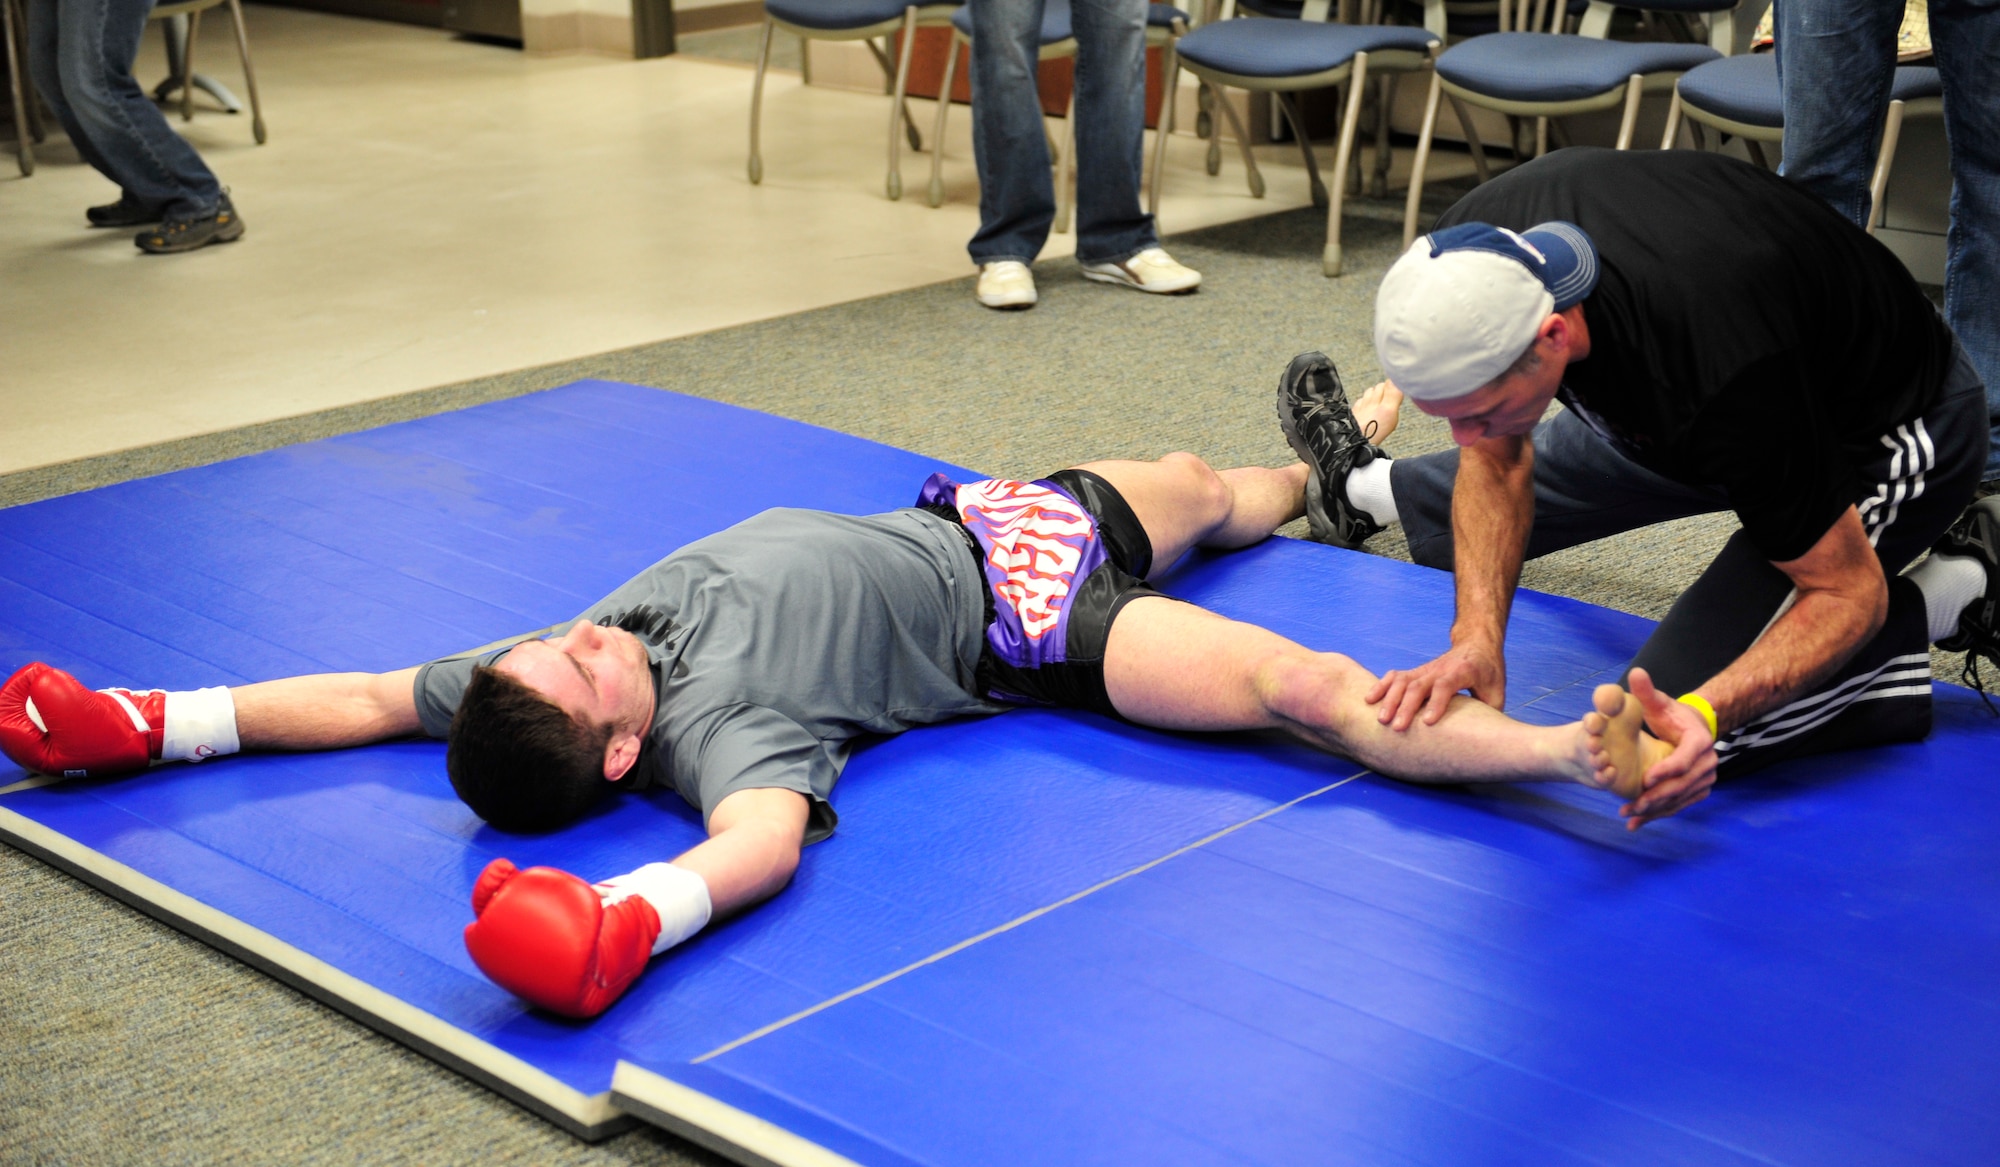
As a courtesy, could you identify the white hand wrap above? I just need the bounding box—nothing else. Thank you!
[595,862,712,955]
[161,687,240,763]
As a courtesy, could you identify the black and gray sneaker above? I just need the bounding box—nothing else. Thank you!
[87,193,165,228]
[1277,350,1386,549]
[136,196,244,254]
[1933,494,2000,711]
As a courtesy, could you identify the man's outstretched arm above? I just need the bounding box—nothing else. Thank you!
[233,667,423,750]
[463,786,808,1018]
[1,662,425,778]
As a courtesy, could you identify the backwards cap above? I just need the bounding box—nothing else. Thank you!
[1372,221,1599,402]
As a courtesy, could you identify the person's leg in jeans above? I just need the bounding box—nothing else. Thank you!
[24,0,122,184]
[968,0,1056,268]
[1388,408,1732,571]
[1928,0,2000,484]
[1772,0,1900,225]
[1067,0,1156,265]
[46,0,228,229]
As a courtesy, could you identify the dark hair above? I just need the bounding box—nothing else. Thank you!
[1500,338,1543,383]
[447,665,615,832]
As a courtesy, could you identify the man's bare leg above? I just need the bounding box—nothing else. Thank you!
[1105,597,1659,794]
[1075,383,1404,576]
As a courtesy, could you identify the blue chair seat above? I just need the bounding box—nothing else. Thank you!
[1677,58,1939,133]
[1675,52,1780,126]
[1892,65,1941,101]
[1438,33,1717,102]
[952,0,1072,41]
[1176,19,1437,78]
[767,0,937,31]
[1148,2,1190,27]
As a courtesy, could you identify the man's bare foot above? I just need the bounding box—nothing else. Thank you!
[1355,381,1405,445]
[1578,683,1673,800]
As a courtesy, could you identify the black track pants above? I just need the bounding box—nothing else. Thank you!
[1389,346,1987,774]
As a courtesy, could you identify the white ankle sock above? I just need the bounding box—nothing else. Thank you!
[1344,458,1399,527]
[1909,552,1987,642]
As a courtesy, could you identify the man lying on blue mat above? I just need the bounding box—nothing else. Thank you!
[3,441,1681,1018]
[1279,148,2000,833]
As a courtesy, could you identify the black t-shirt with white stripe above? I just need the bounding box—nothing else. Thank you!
[1436,148,1955,563]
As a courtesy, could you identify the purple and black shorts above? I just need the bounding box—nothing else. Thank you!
[917,468,1163,717]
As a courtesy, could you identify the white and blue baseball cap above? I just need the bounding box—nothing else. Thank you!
[1372,221,1600,402]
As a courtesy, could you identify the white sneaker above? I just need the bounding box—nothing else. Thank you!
[1079,247,1202,294]
[976,260,1038,309]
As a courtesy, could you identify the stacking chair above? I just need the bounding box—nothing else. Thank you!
[1662,54,1943,234]
[3,0,43,174]
[149,0,267,144]
[1402,0,1728,246]
[1163,0,1443,274]
[750,0,962,199]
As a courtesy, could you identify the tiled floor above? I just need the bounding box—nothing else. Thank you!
[0,7,1363,475]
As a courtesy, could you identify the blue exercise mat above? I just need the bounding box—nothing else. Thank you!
[2,382,1994,1162]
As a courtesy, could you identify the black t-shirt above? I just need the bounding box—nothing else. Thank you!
[1435,148,1954,562]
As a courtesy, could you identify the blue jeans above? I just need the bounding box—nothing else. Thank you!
[1775,0,2000,481]
[27,0,224,218]
[967,0,1159,266]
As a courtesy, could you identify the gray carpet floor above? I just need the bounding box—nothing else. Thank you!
[1,192,1990,1164]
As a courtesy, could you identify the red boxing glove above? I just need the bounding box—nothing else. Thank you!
[463,858,662,1018]
[0,662,163,778]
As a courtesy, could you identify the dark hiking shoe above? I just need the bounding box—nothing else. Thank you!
[88,193,165,228]
[1277,350,1386,549]
[1934,495,2000,711]
[136,197,244,254]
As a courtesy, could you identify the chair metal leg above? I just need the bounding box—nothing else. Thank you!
[181,10,199,122]
[928,31,962,207]
[748,17,773,183]
[3,0,31,174]
[1147,39,1181,218]
[865,35,924,150]
[1324,52,1368,276]
[1204,83,1222,175]
[1866,98,1906,235]
[1613,73,1643,149]
[885,6,917,200]
[1404,65,1443,246]
[1278,92,1327,209]
[1210,82,1263,197]
[1369,73,1394,199]
[1195,80,1212,140]
[1534,115,1547,158]
[1745,137,1771,169]
[1444,91,1489,182]
[224,0,264,143]
[1659,89,1682,150]
[1053,86,1077,233]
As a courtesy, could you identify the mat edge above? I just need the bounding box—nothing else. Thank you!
[611,1061,864,1167]
[0,804,634,1142]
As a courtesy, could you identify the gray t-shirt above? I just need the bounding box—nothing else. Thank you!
[413,507,1000,843]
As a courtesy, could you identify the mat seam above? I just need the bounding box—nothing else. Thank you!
[691,768,1370,1064]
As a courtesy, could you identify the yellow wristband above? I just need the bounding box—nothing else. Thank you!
[1677,693,1718,739]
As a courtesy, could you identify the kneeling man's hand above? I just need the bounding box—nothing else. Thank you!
[1366,641,1506,731]
[1620,668,1719,831]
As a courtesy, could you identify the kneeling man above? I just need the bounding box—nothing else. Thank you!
[3,446,1674,1017]
[1279,148,2000,832]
